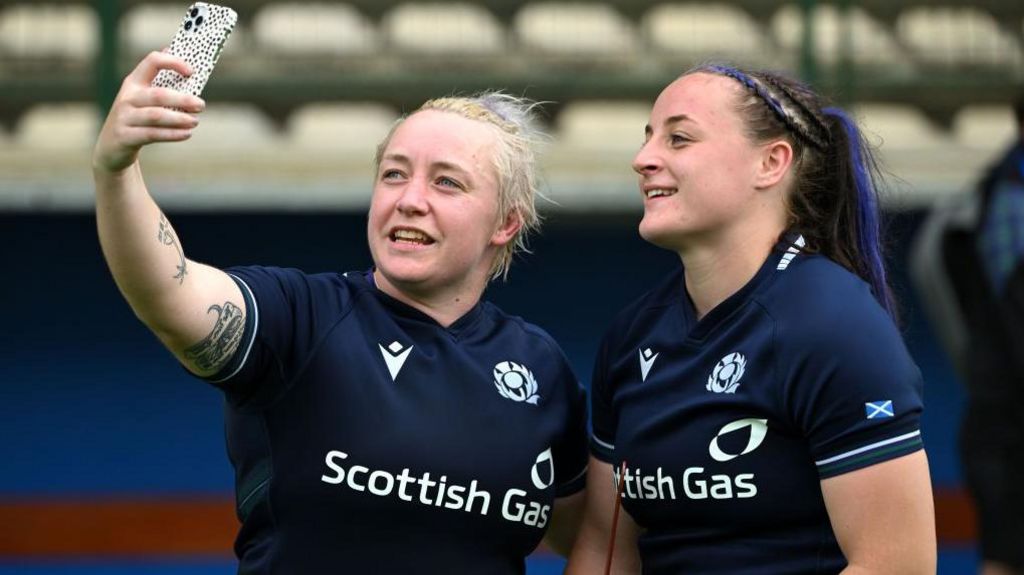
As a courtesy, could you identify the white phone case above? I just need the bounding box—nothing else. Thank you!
[152,2,237,97]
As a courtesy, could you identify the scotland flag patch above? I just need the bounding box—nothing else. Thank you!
[865,400,894,419]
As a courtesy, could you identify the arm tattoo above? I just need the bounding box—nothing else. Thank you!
[184,301,245,373]
[157,213,188,284]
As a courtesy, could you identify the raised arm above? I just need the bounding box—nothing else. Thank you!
[94,51,245,377]
[566,457,641,575]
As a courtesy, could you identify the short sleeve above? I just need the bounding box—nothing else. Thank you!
[589,335,617,464]
[781,303,924,479]
[199,266,348,406]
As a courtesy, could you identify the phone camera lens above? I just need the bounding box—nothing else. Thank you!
[184,19,193,31]
[190,8,199,17]
[195,15,204,27]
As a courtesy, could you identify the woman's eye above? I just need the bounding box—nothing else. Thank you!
[436,176,462,189]
[670,134,691,145]
[381,169,402,180]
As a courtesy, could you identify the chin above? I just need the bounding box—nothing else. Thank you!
[376,257,434,286]
[639,217,693,253]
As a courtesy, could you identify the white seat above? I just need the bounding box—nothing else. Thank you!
[852,104,993,200]
[556,101,651,152]
[383,3,503,55]
[898,7,1023,67]
[853,104,947,151]
[253,3,376,56]
[138,103,277,161]
[772,4,906,67]
[14,103,98,151]
[122,4,248,62]
[953,106,1017,153]
[0,5,96,59]
[644,3,771,63]
[515,3,637,57]
[287,103,398,159]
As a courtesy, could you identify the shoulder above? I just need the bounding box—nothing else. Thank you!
[600,266,683,349]
[225,265,366,312]
[759,255,893,342]
[479,303,581,393]
[483,302,568,359]
[758,254,918,382]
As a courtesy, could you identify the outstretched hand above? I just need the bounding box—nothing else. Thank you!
[93,51,206,174]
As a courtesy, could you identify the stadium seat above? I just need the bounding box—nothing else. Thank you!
[142,104,277,159]
[556,101,650,151]
[515,3,638,58]
[853,104,991,200]
[642,3,772,64]
[772,3,907,67]
[853,104,948,152]
[383,3,504,56]
[286,102,398,159]
[253,3,377,56]
[0,4,96,59]
[14,103,98,151]
[898,7,1024,67]
[953,105,1017,153]
[121,4,249,60]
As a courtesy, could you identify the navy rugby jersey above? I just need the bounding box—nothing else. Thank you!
[591,236,924,574]
[198,267,587,574]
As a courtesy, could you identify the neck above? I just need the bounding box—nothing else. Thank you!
[679,226,782,320]
[372,269,486,327]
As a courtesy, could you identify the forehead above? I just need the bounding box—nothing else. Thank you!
[650,72,742,129]
[386,109,498,163]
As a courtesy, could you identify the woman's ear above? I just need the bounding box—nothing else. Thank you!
[490,209,523,247]
[755,140,794,190]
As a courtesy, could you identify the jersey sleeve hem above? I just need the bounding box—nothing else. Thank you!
[203,273,259,385]
[589,434,615,464]
[555,464,588,497]
[815,429,924,479]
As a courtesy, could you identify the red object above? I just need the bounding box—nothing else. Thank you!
[604,461,628,575]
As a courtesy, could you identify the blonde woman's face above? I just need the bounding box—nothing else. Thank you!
[367,110,516,297]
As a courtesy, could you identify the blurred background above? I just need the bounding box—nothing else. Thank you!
[1,0,1022,573]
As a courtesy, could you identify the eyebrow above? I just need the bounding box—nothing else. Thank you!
[381,153,475,183]
[644,114,695,136]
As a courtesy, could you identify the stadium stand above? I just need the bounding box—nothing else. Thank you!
[0,0,1021,208]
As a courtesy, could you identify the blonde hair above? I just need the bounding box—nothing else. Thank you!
[375,92,547,280]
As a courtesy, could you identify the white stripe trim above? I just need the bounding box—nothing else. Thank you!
[559,465,589,489]
[814,430,922,467]
[209,274,259,384]
[591,434,615,451]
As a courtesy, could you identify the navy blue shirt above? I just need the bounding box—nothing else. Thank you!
[591,236,924,574]
[200,267,587,574]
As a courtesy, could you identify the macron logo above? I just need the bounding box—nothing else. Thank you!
[639,348,659,382]
[379,340,413,381]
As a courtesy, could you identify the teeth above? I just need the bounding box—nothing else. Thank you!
[646,189,676,198]
[393,229,430,243]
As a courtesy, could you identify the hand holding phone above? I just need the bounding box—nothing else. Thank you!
[152,2,237,97]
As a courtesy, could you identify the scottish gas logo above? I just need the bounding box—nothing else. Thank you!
[614,418,767,501]
[320,448,553,528]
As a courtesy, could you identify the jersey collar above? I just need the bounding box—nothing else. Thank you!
[680,233,803,343]
[360,269,485,337]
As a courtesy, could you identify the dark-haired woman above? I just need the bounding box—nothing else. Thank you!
[567,66,936,574]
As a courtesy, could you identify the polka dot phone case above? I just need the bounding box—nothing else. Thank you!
[152,3,237,97]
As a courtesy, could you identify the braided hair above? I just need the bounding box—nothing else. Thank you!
[689,64,895,318]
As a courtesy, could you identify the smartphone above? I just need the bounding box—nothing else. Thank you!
[152,2,237,97]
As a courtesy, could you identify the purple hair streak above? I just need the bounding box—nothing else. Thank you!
[823,106,893,317]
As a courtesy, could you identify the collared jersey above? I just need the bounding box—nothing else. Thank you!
[200,267,587,574]
[591,236,924,574]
